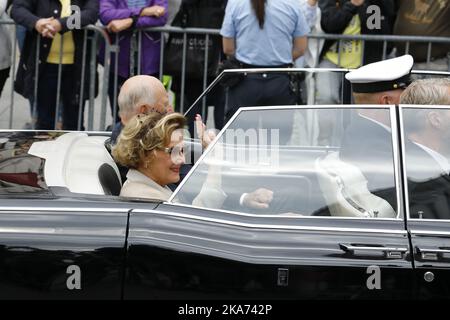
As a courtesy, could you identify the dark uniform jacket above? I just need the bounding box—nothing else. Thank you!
[405,141,450,220]
[319,0,396,64]
[11,0,99,101]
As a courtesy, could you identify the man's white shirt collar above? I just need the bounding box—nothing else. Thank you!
[413,142,450,175]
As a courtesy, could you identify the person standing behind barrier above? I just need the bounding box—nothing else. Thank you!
[99,0,168,123]
[295,0,321,69]
[220,0,309,144]
[315,0,395,145]
[0,0,11,97]
[165,0,227,132]
[9,0,36,129]
[11,0,99,130]
[393,0,450,72]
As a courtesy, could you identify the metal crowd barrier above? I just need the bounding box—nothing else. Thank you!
[138,26,450,116]
[1,20,450,131]
[307,33,450,68]
[0,19,116,131]
[185,68,450,141]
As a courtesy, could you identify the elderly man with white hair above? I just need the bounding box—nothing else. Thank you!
[111,75,173,144]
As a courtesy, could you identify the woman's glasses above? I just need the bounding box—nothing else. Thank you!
[159,145,184,157]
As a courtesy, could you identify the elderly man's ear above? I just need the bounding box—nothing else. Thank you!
[427,111,442,129]
[138,104,149,114]
[379,90,403,105]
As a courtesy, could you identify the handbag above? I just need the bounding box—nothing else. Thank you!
[163,0,225,80]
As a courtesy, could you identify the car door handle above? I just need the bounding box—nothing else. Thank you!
[340,243,408,258]
[416,247,450,260]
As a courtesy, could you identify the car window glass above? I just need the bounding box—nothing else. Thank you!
[402,107,450,220]
[172,107,399,219]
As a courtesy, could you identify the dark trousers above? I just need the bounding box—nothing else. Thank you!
[225,73,297,145]
[108,72,127,124]
[0,68,10,97]
[37,64,81,130]
[172,76,226,142]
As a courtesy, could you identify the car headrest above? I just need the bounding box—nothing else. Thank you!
[28,132,122,195]
[315,151,396,218]
[98,163,122,196]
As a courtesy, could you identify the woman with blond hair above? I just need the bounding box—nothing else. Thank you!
[113,112,226,207]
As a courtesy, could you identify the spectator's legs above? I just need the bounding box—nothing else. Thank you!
[0,67,10,96]
[16,25,27,53]
[225,74,295,145]
[15,24,35,129]
[315,59,343,146]
[261,74,296,145]
[36,64,59,130]
[35,64,78,130]
[225,74,263,122]
[61,65,81,130]
[108,72,126,124]
[315,59,342,104]
[172,77,222,136]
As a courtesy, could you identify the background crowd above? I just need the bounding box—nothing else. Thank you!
[0,0,449,131]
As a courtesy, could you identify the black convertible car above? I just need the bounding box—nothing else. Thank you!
[1,101,450,300]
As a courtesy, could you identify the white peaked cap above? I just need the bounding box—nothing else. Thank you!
[345,55,414,93]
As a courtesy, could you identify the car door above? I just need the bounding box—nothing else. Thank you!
[400,105,450,299]
[123,106,414,299]
[0,131,131,299]
[0,196,132,299]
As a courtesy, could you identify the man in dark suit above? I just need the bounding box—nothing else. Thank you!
[339,54,414,210]
[11,0,99,130]
[400,78,450,219]
[403,138,450,220]
[342,68,450,219]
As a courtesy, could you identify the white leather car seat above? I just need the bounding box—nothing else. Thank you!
[315,151,396,218]
[28,132,122,195]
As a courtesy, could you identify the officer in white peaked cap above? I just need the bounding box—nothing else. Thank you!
[345,55,414,105]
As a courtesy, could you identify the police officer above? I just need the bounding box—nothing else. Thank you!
[220,0,309,144]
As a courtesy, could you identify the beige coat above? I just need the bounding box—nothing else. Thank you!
[120,169,173,201]
[120,169,227,209]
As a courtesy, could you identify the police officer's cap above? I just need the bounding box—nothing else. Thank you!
[345,55,414,93]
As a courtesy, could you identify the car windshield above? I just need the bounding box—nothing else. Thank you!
[171,105,400,219]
